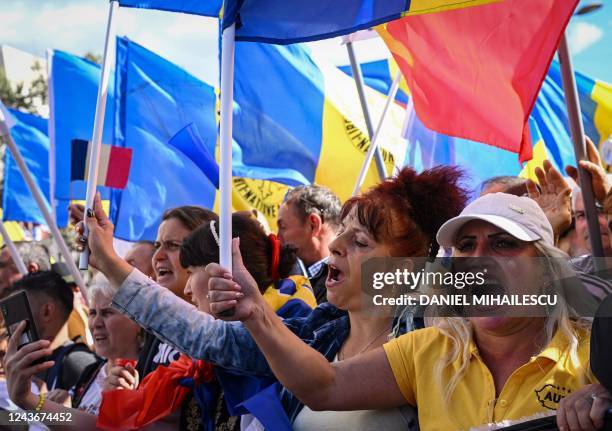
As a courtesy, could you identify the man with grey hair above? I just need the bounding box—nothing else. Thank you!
[278,185,341,304]
[479,175,529,196]
[0,241,51,298]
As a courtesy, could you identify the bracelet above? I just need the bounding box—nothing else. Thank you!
[34,393,46,412]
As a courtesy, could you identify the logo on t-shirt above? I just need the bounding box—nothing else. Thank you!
[535,384,571,410]
[152,342,181,366]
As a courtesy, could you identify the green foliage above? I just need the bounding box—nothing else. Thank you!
[83,52,102,65]
[0,59,47,114]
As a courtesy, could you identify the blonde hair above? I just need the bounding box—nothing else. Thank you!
[431,240,592,403]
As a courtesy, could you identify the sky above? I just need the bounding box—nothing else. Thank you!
[0,0,611,86]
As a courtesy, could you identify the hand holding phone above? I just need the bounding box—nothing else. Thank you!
[3,321,54,409]
[0,291,40,349]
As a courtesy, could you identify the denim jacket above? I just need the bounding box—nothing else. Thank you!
[112,269,400,424]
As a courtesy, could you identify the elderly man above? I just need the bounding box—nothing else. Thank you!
[277,185,341,304]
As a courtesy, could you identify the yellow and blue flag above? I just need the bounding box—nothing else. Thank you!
[2,109,50,224]
[232,42,407,201]
[544,61,612,173]
[222,0,497,44]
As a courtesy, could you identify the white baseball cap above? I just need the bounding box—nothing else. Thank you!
[436,192,554,247]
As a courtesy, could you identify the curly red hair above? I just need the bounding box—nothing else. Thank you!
[342,166,468,258]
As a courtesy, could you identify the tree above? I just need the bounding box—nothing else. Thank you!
[0,69,30,111]
[0,60,47,114]
[84,52,102,65]
[29,60,47,106]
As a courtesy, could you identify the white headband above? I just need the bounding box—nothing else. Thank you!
[210,220,220,246]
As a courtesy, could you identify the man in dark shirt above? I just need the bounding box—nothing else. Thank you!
[277,185,341,304]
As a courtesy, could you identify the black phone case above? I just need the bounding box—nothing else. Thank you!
[0,291,40,349]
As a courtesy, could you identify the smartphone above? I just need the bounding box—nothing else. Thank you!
[0,290,40,349]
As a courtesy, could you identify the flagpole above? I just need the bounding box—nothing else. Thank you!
[46,48,57,224]
[219,23,235,272]
[0,122,88,302]
[346,41,387,181]
[0,222,27,275]
[557,33,605,260]
[352,72,401,196]
[79,0,118,270]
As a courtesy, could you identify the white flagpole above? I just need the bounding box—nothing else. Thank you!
[219,23,235,272]
[0,222,27,275]
[46,48,57,224]
[352,72,401,196]
[346,41,387,181]
[79,0,119,270]
[0,120,88,302]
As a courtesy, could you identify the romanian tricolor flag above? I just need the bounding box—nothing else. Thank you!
[378,0,579,164]
[71,139,133,189]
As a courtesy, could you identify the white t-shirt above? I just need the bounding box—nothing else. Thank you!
[293,356,418,431]
[76,365,107,415]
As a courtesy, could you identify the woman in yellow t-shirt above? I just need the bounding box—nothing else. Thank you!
[207,190,611,431]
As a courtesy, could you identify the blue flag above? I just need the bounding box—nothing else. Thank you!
[223,0,410,43]
[117,0,221,17]
[168,123,220,188]
[222,0,497,44]
[3,110,50,223]
[111,37,218,241]
[50,50,113,226]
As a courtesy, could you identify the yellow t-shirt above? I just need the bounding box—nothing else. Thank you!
[383,325,592,431]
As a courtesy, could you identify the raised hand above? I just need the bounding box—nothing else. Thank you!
[75,192,120,273]
[206,238,266,322]
[5,322,55,409]
[565,136,611,204]
[526,159,572,240]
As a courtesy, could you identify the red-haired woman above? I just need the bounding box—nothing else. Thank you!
[53,166,466,429]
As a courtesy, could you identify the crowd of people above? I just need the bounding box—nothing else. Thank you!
[0,138,610,430]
